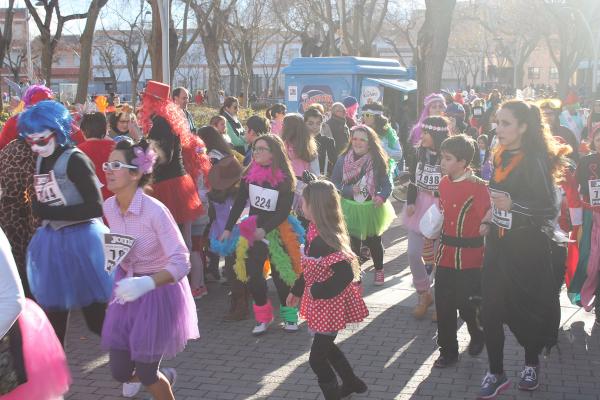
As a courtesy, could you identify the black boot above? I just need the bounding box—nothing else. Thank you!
[318,379,341,400]
[328,349,367,397]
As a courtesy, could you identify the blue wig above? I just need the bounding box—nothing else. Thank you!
[17,100,73,146]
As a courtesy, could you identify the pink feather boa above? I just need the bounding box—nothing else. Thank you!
[244,162,286,187]
[239,215,258,246]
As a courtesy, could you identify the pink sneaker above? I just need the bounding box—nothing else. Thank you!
[374,270,384,286]
[192,286,208,299]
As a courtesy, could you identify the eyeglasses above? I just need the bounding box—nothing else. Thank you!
[253,146,271,154]
[102,161,138,171]
[25,133,55,146]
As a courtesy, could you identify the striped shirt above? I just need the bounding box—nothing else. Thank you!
[103,188,190,281]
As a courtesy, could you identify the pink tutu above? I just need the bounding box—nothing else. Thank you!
[402,190,438,233]
[1,299,71,400]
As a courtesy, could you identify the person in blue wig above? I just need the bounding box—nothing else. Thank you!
[19,100,112,345]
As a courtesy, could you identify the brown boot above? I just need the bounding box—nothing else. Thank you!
[223,280,249,321]
[413,291,433,319]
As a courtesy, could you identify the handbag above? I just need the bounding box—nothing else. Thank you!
[419,203,443,239]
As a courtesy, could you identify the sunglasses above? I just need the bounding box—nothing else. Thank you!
[362,112,377,118]
[102,161,138,172]
[253,146,271,154]
[25,133,56,147]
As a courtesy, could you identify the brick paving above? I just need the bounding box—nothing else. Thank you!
[64,207,600,400]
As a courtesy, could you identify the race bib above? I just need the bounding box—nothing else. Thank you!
[416,163,441,191]
[33,171,66,206]
[249,184,279,212]
[353,175,369,203]
[490,189,513,229]
[103,233,135,274]
[588,179,600,206]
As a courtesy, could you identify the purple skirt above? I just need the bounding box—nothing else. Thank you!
[101,268,200,363]
[402,190,438,233]
[209,197,234,240]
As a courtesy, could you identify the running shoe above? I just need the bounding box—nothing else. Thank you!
[518,365,539,391]
[477,372,510,399]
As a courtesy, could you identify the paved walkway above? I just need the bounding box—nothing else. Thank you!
[65,206,600,400]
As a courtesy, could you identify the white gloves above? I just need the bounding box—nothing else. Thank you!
[115,276,156,303]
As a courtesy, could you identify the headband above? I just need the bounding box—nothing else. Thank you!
[363,109,384,115]
[421,123,448,132]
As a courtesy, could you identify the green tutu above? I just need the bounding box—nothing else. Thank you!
[342,198,395,240]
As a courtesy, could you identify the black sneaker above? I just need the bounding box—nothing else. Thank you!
[468,335,485,356]
[477,372,510,399]
[433,354,458,368]
[518,365,539,391]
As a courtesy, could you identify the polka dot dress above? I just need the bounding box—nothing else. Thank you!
[299,225,369,333]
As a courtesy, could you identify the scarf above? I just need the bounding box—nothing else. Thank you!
[342,152,376,198]
[244,162,285,187]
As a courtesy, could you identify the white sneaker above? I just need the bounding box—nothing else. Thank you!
[252,322,269,336]
[122,382,142,398]
[160,367,177,387]
[283,321,299,332]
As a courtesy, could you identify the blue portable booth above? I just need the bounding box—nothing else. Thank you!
[282,57,417,114]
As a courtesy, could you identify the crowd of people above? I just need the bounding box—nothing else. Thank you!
[0,79,598,400]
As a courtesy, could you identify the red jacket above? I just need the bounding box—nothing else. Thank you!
[436,174,490,270]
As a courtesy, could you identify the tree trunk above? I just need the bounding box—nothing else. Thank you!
[75,0,108,104]
[203,37,222,107]
[131,76,139,108]
[149,0,163,81]
[41,38,54,87]
[416,0,456,110]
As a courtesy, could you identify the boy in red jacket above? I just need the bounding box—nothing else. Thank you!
[434,134,490,368]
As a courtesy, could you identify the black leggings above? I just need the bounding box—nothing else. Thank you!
[45,302,106,345]
[245,241,291,306]
[351,235,384,270]
[309,333,357,384]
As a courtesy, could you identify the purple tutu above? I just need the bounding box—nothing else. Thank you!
[402,190,438,233]
[101,268,199,363]
[209,197,234,240]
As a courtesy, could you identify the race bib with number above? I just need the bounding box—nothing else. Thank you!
[353,175,370,203]
[103,233,135,273]
[490,189,513,229]
[588,179,600,206]
[33,171,66,206]
[416,163,441,191]
[249,184,279,212]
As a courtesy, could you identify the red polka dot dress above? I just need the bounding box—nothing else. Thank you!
[299,224,369,333]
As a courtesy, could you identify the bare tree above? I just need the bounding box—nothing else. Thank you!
[336,0,390,56]
[261,30,296,97]
[169,0,203,83]
[542,0,600,97]
[191,0,238,107]
[94,39,122,94]
[381,3,421,68]
[102,0,150,107]
[75,0,110,103]
[0,0,16,108]
[24,0,89,86]
[416,0,456,107]
[225,0,275,106]
[5,48,27,84]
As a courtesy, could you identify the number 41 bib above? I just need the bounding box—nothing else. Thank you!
[249,184,279,212]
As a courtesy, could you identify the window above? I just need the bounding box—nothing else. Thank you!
[528,67,541,79]
[549,67,559,80]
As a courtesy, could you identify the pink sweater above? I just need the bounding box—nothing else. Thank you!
[103,188,190,281]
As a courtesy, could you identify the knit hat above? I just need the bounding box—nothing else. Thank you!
[342,96,358,108]
[22,85,53,108]
[445,102,465,119]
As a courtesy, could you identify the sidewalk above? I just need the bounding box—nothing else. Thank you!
[65,212,600,400]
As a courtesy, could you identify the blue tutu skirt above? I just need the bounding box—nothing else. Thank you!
[26,220,113,310]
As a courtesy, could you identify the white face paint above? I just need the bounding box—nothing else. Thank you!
[27,129,57,158]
